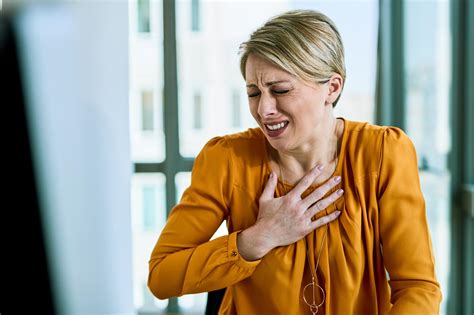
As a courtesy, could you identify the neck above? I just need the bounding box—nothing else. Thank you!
[273,116,341,175]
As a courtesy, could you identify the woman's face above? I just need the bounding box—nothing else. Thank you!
[245,54,334,153]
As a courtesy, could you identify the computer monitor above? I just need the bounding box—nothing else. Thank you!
[0,12,56,314]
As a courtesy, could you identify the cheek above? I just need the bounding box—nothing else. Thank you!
[248,101,259,119]
[292,105,321,127]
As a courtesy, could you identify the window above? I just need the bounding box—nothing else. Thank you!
[129,0,165,163]
[292,1,378,123]
[141,283,167,311]
[130,0,166,312]
[141,91,154,131]
[177,0,378,158]
[403,1,451,313]
[193,92,202,129]
[177,2,292,157]
[191,0,200,32]
[142,185,157,231]
[137,0,151,33]
[131,173,167,313]
[131,0,379,313]
[231,90,241,128]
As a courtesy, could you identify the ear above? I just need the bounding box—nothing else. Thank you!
[325,73,344,105]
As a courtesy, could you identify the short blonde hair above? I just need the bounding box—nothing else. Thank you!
[239,10,346,107]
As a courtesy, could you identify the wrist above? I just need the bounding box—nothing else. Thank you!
[237,225,274,261]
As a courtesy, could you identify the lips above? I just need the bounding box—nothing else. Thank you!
[264,121,289,138]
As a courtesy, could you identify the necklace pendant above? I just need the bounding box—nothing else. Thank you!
[303,282,325,314]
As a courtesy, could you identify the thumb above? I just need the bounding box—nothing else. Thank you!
[261,172,278,201]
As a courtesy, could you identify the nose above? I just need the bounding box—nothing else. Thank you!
[257,92,277,118]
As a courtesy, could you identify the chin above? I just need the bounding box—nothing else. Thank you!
[266,137,291,152]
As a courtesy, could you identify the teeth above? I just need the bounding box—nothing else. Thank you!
[266,122,286,130]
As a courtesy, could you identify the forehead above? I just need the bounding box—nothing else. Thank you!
[245,54,294,84]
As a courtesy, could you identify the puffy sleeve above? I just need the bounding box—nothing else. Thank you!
[377,127,442,314]
[148,136,261,300]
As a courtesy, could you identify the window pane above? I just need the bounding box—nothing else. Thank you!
[130,0,165,162]
[131,173,167,312]
[142,185,157,230]
[191,0,200,32]
[177,0,378,157]
[292,1,378,124]
[193,92,202,129]
[130,1,166,311]
[137,0,151,33]
[404,1,451,313]
[232,90,241,128]
[176,1,285,157]
[141,90,155,131]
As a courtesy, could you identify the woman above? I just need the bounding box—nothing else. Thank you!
[148,10,441,314]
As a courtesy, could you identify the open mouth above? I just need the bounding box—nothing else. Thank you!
[264,121,289,137]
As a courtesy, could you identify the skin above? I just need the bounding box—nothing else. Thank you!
[236,54,345,261]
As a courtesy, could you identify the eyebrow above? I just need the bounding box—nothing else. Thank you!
[246,80,291,88]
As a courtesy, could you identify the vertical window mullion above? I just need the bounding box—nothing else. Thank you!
[450,1,474,314]
[163,0,180,214]
[376,0,405,128]
[163,0,182,313]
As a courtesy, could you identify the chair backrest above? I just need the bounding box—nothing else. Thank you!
[205,288,227,315]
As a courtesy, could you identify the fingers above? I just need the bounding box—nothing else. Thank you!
[260,172,278,201]
[302,175,342,208]
[310,209,341,230]
[291,164,325,197]
[305,188,344,219]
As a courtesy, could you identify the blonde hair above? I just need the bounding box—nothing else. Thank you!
[239,10,346,107]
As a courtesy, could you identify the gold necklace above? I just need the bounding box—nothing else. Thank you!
[278,162,331,315]
[277,121,340,315]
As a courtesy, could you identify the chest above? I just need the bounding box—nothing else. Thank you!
[267,159,338,187]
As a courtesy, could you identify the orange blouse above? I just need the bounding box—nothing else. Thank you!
[148,118,441,314]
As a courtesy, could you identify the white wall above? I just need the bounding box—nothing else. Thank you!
[15,2,134,314]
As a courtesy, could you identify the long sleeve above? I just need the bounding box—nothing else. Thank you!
[377,127,442,314]
[147,136,261,300]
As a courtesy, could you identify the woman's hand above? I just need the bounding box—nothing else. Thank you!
[237,165,344,261]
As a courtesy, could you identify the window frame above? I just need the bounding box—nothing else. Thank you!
[134,0,474,313]
[134,0,192,312]
[378,0,474,314]
[449,0,474,314]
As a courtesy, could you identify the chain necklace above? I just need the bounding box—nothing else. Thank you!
[277,120,340,315]
[278,163,332,315]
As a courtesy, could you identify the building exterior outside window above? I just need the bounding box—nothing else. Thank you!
[130,1,378,313]
[141,91,154,131]
[191,0,200,32]
[137,0,151,33]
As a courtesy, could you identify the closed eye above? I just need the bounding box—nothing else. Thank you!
[273,90,289,95]
[247,92,260,98]
[247,89,289,97]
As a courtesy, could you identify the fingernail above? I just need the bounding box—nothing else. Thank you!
[269,172,274,179]
[317,164,325,171]
[334,176,341,183]
[335,211,341,216]
[336,189,344,195]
